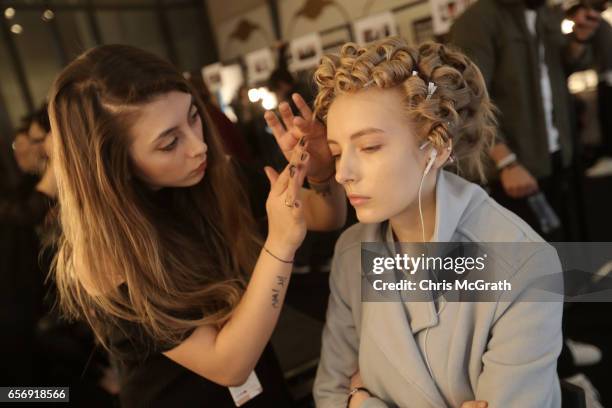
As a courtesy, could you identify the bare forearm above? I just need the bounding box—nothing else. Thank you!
[302,181,346,231]
[212,237,294,382]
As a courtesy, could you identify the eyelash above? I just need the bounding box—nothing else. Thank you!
[362,145,381,153]
[331,145,381,161]
[160,137,178,151]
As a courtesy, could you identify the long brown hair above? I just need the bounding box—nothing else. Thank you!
[49,44,261,350]
[314,37,497,182]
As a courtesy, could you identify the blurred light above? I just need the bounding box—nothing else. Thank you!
[223,106,238,123]
[42,9,54,22]
[261,92,278,110]
[603,6,612,25]
[561,19,574,34]
[568,69,598,94]
[4,7,15,20]
[247,88,261,102]
[10,24,22,34]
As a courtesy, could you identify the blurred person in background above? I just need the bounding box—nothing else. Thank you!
[0,106,56,387]
[450,0,603,242]
[2,106,114,405]
[5,108,57,212]
[581,0,612,177]
[451,1,610,402]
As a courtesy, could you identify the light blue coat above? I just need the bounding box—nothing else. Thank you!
[314,170,563,407]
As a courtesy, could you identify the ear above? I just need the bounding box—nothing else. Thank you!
[432,139,453,170]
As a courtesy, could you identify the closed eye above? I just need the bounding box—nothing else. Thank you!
[361,145,381,153]
[160,137,178,151]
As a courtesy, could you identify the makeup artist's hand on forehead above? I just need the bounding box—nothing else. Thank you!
[264,93,334,182]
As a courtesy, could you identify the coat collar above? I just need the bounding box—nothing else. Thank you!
[360,171,487,406]
[378,170,486,333]
[431,170,487,242]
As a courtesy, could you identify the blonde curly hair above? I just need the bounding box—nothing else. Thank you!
[313,37,497,182]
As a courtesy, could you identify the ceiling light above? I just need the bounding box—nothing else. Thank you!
[4,7,15,20]
[10,24,23,34]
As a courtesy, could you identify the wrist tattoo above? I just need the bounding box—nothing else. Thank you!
[272,288,280,308]
[271,275,287,308]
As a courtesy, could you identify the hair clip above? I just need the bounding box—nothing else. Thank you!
[364,79,376,87]
[425,81,437,101]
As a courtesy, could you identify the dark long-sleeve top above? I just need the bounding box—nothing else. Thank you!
[0,184,55,227]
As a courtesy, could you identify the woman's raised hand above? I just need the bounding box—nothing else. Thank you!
[264,93,334,182]
[263,144,310,260]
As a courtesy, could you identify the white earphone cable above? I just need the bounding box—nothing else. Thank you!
[418,168,427,243]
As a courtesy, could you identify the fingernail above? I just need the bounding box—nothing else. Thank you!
[478,402,487,408]
[300,152,308,161]
[289,165,296,177]
[299,137,306,146]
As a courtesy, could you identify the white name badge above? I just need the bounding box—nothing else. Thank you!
[228,371,263,407]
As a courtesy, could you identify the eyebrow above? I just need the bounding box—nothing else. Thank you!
[327,127,386,145]
[153,97,196,143]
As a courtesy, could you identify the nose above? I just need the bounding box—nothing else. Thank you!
[335,150,357,186]
[186,129,207,159]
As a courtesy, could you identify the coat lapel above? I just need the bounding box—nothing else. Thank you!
[363,300,446,406]
[360,172,488,406]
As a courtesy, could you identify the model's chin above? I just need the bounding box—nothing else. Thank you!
[354,206,388,224]
[160,170,205,189]
[185,169,205,185]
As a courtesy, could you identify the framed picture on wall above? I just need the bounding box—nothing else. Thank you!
[202,62,223,93]
[289,32,324,72]
[244,47,276,85]
[412,17,434,44]
[352,11,398,45]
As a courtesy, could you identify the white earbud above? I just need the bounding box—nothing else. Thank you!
[417,147,438,243]
[424,148,438,177]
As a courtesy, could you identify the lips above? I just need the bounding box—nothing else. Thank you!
[192,160,207,174]
[347,194,370,206]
